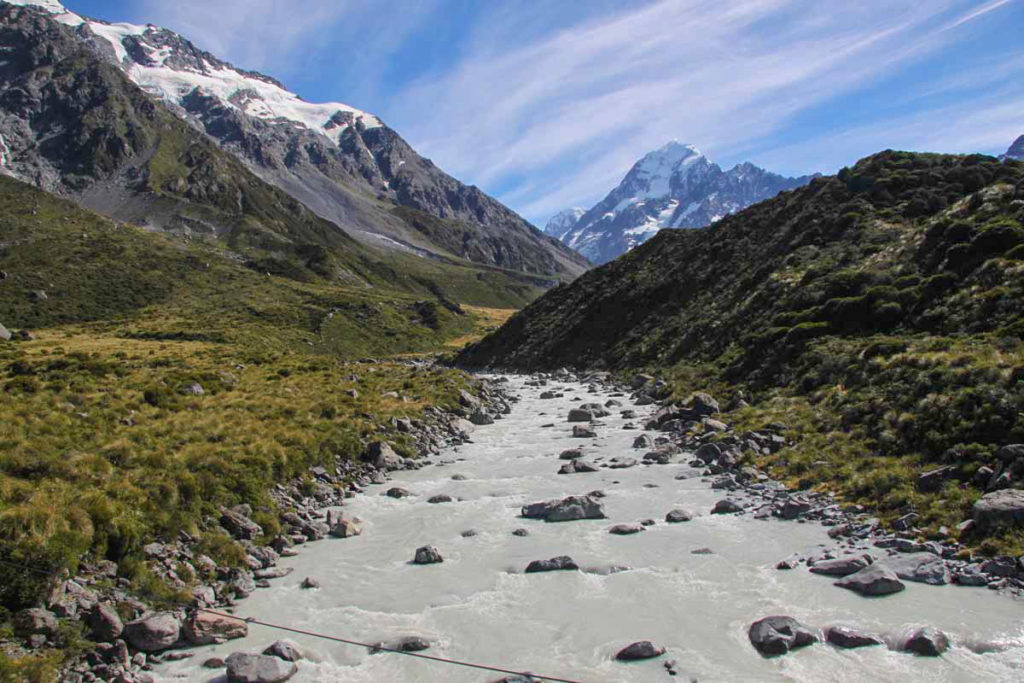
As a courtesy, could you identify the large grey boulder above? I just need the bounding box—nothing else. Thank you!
[220,507,263,540]
[691,392,720,416]
[809,556,870,577]
[469,410,494,426]
[711,499,742,515]
[834,564,905,596]
[124,612,181,652]
[525,556,578,573]
[364,441,405,471]
[882,553,950,586]
[87,603,124,642]
[225,652,298,682]
[825,625,883,649]
[263,640,306,662]
[558,460,598,474]
[413,546,443,564]
[608,523,644,535]
[13,608,58,638]
[972,489,1024,529]
[665,509,693,523]
[184,610,248,645]
[572,425,597,438]
[748,616,817,657]
[900,627,950,656]
[0,323,10,341]
[521,495,606,522]
[615,640,665,661]
[327,511,362,538]
[567,408,594,422]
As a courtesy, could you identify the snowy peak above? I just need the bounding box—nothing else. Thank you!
[544,207,586,241]
[555,140,817,264]
[1003,135,1024,161]
[3,0,381,145]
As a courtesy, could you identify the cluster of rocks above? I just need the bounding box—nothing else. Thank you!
[748,615,950,659]
[20,375,515,682]
[626,379,1024,597]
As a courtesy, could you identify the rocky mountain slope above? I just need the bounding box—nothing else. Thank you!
[1002,135,1024,161]
[461,151,1024,546]
[543,207,586,241]
[0,0,588,280]
[552,141,816,264]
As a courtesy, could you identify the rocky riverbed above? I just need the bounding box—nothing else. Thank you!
[147,372,1024,682]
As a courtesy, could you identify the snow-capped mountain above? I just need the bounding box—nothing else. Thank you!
[544,208,586,241]
[1001,135,1024,161]
[0,0,588,279]
[555,141,816,264]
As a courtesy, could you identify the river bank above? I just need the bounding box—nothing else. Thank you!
[155,373,1024,682]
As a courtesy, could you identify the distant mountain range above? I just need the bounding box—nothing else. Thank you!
[0,0,588,280]
[545,141,817,264]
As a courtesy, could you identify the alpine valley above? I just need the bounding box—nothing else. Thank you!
[2,1,1024,682]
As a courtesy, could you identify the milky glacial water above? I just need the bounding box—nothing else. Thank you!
[159,376,1024,682]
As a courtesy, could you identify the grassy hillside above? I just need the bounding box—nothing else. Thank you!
[0,176,513,651]
[459,151,1024,550]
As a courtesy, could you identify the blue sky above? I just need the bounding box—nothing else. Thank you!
[61,0,1024,227]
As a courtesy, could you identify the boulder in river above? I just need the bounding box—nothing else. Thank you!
[225,652,298,682]
[608,457,637,469]
[711,499,742,515]
[413,546,443,564]
[327,512,362,538]
[665,509,693,523]
[521,495,606,522]
[559,448,584,460]
[834,564,905,596]
[632,434,653,449]
[615,640,665,661]
[184,611,248,645]
[428,494,454,504]
[525,556,578,573]
[825,625,883,649]
[608,523,645,535]
[972,489,1024,530]
[263,639,306,662]
[558,460,599,474]
[809,556,870,577]
[385,487,411,498]
[748,616,818,657]
[881,552,950,586]
[900,627,950,656]
[567,408,594,422]
[572,426,597,438]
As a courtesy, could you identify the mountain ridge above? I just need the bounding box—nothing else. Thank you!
[0,0,589,279]
[551,140,816,264]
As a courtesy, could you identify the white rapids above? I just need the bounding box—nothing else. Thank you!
[158,375,1024,682]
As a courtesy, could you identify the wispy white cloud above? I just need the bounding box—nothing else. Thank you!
[382,0,1019,223]
[121,0,1021,226]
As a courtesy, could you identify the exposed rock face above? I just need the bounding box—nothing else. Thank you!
[748,616,818,657]
[0,3,587,280]
[882,553,950,586]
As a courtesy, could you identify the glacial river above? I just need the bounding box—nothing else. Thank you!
[160,376,1024,682]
